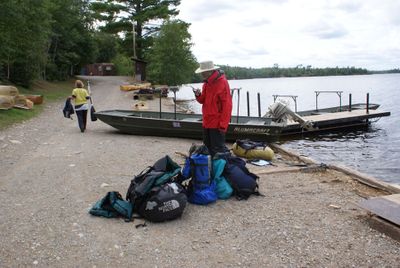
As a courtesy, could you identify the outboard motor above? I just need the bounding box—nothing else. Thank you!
[267,101,316,131]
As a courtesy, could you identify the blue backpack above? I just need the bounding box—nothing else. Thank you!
[212,158,233,199]
[182,153,217,205]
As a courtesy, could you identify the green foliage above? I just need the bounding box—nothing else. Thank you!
[0,0,95,85]
[220,65,370,80]
[146,20,197,85]
[90,0,181,58]
[0,0,52,86]
[45,0,96,81]
[112,54,134,76]
[93,32,119,62]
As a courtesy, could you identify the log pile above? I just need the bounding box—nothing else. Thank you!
[0,85,42,110]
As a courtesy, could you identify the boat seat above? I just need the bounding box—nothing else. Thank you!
[182,118,201,122]
[245,120,265,125]
[310,112,328,115]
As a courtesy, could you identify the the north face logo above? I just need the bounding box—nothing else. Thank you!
[158,200,180,212]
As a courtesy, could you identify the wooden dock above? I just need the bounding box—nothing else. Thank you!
[282,109,391,136]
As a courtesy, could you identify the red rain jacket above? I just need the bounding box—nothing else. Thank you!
[196,71,232,132]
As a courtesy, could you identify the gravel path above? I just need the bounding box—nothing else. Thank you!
[0,76,399,267]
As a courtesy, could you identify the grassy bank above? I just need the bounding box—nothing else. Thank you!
[0,79,75,130]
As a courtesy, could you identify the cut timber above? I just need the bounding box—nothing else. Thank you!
[255,164,328,176]
[360,194,400,242]
[367,215,400,243]
[26,95,43,104]
[359,194,400,226]
[329,164,400,194]
[269,144,316,164]
[0,85,19,96]
[0,95,15,110]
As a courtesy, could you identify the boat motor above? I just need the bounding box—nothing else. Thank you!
[267,101,316,131]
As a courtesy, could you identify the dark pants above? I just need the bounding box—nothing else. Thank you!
[203,128,228,157]
[75,109,88,132]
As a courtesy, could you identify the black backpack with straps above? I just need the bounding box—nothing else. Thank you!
[222,154,262,200]
[126,155,187,222]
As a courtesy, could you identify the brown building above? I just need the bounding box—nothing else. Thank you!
[132,58,147,81]
[84,63,115,76]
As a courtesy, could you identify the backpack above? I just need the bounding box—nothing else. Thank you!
[62,98,74,118]
[222,155,261,200]
[89,191,133,220]
[212,158,233,199]
[136,182,187,222]
[182,153,218,205]
[126,155,186,222]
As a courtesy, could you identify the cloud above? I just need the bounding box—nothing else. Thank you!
[182,1,237,21]
[241,18,271,28]
[304,21,348,39]
[332,1,362,13]
[178,0,400,70]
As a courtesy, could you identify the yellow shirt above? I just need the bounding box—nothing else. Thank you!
[72,88,89,105]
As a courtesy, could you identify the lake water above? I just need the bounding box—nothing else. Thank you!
[175,73,400,185]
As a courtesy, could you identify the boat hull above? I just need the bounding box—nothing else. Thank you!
[95,103,390,141]
[95,110,283,142]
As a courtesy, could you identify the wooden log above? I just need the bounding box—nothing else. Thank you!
[0,85,19,96]
[329,164,400,194]
[367,215,400,242]
[270,143,400,194]
[25,95,43,104]
[269,143,316,164]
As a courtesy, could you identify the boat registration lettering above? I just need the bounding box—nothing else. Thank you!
[233,127,270,134]
[172,122,181,128]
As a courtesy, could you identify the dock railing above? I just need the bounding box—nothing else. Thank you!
[315,90,343,111]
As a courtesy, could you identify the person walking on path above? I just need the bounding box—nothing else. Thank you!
[71,80,90,132]
[193,61,232,157]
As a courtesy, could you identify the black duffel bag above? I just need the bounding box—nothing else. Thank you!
[136,182,187,222]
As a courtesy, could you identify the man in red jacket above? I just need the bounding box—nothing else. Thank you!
[194,61,233,157]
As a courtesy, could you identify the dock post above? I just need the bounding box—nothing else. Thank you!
[349,93,352,112]
[257,93,261,117]
[236,88,241,123]
[173,90,177,119]
[366,93,370,114]
[247,91,250,116]
[159,93,162,118]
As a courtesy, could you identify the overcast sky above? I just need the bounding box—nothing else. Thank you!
[176,0,400,70]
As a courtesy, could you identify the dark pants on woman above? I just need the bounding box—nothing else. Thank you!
[75,109,88,132]
[203,128,229,157]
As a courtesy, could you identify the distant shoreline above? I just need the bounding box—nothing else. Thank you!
[193,65,400,82]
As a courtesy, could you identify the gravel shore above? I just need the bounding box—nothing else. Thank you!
[0,76,399,267]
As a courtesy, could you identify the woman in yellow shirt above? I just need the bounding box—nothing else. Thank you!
[71,80,90,132]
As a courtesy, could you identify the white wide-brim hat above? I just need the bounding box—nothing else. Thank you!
[195,61,220,74]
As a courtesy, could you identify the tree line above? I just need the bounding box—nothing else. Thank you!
[0,0,195,87]
[0,0,397,88]
[218,65,369,81]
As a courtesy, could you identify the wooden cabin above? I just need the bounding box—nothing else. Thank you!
[84,63,115,76]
